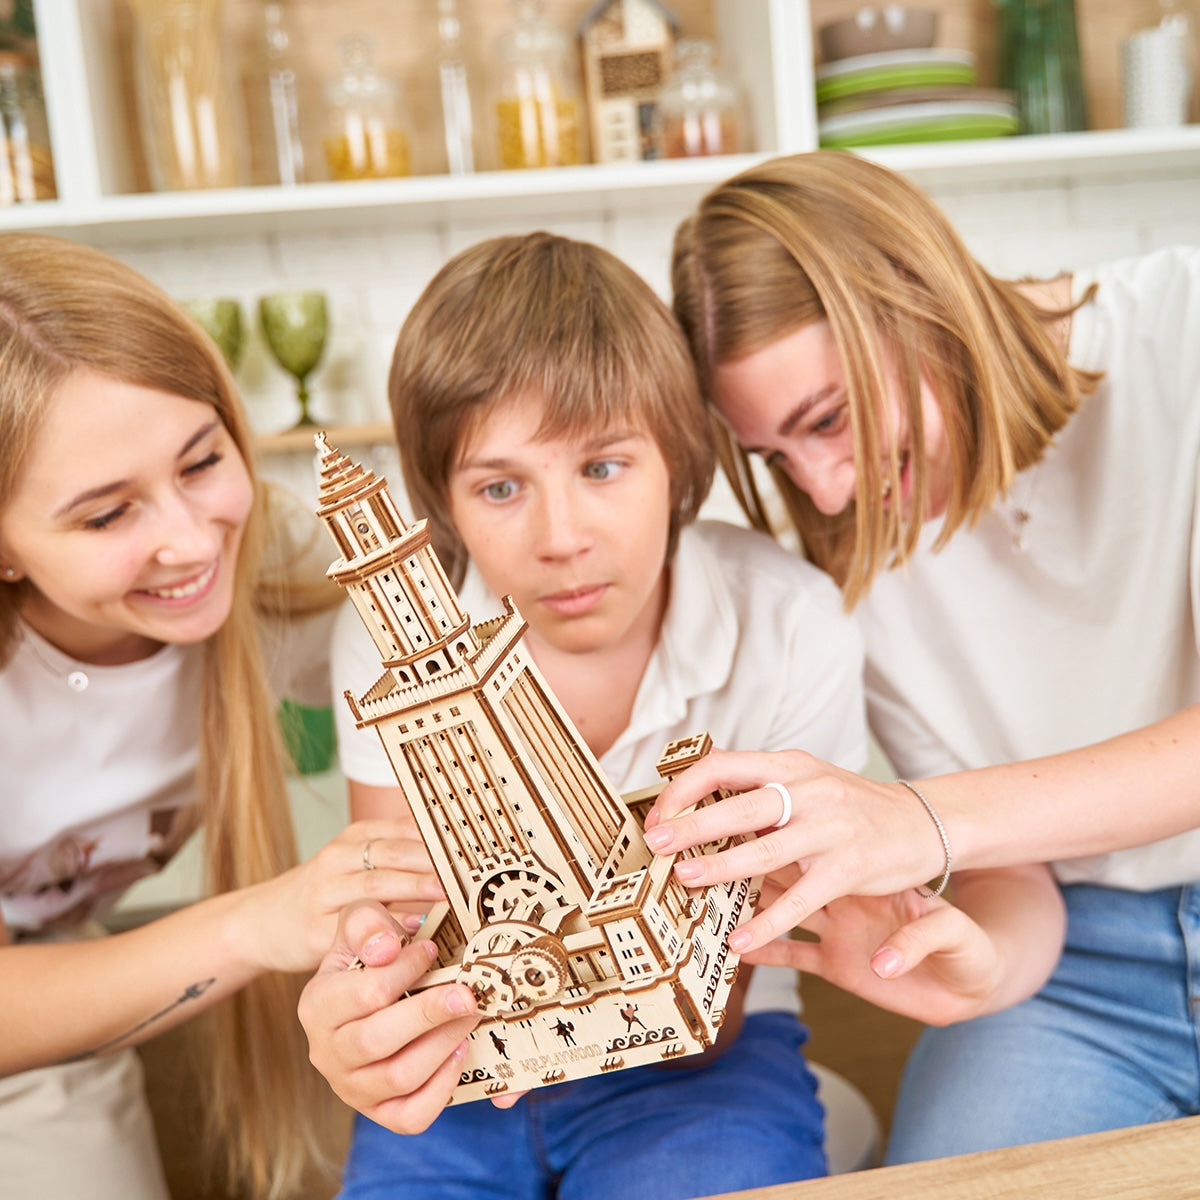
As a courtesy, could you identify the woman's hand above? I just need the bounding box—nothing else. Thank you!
[745,886,1004,1026]
[243,818,446,973]
[643,748,949,954]
[298,901,482,1134]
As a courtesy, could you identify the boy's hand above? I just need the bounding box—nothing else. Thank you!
[298,901,481,1134]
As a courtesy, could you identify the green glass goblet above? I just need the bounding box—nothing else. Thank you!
[259,290,329,427]
[183,297,245,373]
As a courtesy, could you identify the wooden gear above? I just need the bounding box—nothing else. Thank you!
[314,435,761,1102]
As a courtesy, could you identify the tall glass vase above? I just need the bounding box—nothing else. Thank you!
[129,0,244,191]
[995,0,1089,134]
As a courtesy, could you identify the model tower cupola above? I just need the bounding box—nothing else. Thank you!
[314,432,477,685]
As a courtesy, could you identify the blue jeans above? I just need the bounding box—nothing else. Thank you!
[338,1012,827,1200]
[886,882,1200,1163]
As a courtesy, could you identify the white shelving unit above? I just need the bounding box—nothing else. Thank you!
[19,0,1200,246]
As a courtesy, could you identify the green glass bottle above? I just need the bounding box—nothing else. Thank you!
[995,0,1089,134]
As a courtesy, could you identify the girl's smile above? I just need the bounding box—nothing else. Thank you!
[0,369,253,664]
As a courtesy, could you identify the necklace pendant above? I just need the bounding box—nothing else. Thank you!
[67,669,90,692]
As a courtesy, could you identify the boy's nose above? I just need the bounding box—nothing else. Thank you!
[535,490,591,559]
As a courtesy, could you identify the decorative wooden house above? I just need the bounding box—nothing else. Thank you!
[314,436,760,1103]
[579,0,679,163]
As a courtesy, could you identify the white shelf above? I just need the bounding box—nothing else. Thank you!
[17,0,1200,246]
[0,153,771,240]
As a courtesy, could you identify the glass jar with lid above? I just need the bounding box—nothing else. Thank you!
[493,0,584,169]
[657,38,744,159]
[129,0,244,191]
[322,35,411,180]
[0,48,56,204]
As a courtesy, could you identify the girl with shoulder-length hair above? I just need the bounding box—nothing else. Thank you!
[0,233,443,1200]
[651,150,1200,1163]
[671,149,1098,606]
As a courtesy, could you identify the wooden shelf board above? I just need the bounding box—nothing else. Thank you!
[254,420,393,456]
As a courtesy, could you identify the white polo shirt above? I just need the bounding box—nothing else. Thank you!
[334,517,868,1015]
[859,247,1200,891]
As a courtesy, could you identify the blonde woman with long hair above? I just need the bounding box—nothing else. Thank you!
[0,233,444,1200]
[647,150,1200,1161]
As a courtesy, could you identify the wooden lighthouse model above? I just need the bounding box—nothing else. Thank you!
[314,435,760,1102]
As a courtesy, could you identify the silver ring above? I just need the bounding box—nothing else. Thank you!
[765,781,793,828]
[362,839,377,871]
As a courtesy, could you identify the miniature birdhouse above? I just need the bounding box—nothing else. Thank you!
[579,0,679,163]
[314,436,761,1103]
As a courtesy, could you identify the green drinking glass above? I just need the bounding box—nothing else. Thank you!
[259,290,329,427]
[183,297,245,372]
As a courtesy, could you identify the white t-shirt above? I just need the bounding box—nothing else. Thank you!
[0,487,337,935]
[859,247,1200,891]
[334,518,868,1015]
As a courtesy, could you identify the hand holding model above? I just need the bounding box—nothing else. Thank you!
[298,901,481,1135]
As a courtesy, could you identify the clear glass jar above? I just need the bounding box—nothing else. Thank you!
[493,0,584,169]
[658,39,744,159]
[129,0,244,191]
[0,49,56,205]
[322,35,411,181]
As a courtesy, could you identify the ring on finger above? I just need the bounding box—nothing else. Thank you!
[765,781,793,828]
[362,839,378,871]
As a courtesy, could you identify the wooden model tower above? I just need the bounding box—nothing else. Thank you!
[314,436,760,1102]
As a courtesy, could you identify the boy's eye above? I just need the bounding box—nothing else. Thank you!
[482,480,516,501]
[583,459,622,481]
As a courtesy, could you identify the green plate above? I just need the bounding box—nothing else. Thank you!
[818,103,1019,148]
[815,48,977,105]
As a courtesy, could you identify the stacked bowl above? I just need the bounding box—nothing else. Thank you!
[815,6,1018,148]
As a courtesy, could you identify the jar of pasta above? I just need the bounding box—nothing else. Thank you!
[494,0,584,169]
[323,35,410,181]
[0,49,56,204]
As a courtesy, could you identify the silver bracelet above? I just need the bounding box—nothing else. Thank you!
[895,779,953,899]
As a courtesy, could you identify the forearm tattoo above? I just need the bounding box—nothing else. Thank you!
[62,977,217,1063]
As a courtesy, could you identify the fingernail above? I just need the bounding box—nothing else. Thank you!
[417,939,439,962]
[872,948,902,979]
[399,913,424,935]
[645,826,673,851]
[643,809,660,831]
[673,858,702,882]
[446,989,474,1016]
[728,929,751,952]
[361,932,398,961]
[452,1040,469,1060]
